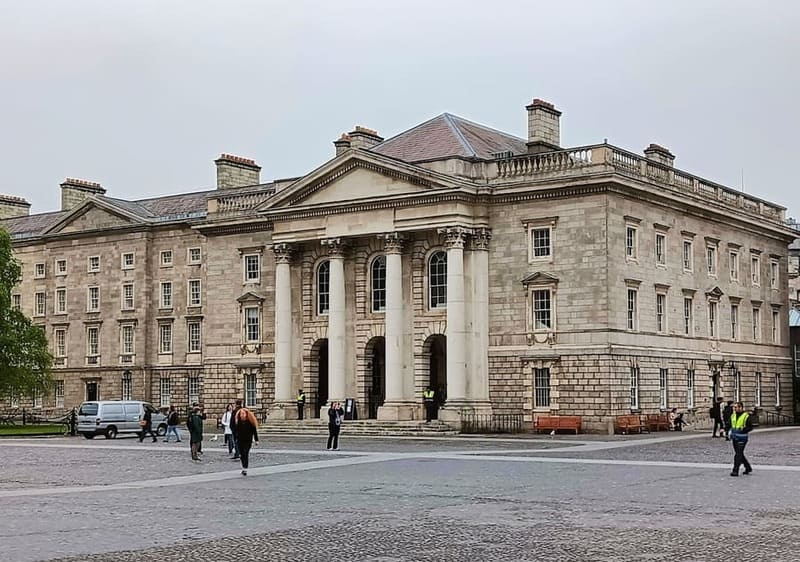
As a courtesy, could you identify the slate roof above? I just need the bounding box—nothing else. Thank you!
[371,113,527,162]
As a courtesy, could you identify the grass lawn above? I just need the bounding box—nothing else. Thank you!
[0,424,67,436]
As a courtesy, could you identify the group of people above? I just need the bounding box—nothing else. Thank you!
[710,397,754,476]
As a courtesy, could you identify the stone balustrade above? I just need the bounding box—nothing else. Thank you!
[208,188,274,215]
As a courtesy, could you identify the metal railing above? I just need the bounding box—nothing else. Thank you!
[751,410,796,427]
[460,413,524,434]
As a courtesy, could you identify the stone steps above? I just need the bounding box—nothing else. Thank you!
[261,420,459,437]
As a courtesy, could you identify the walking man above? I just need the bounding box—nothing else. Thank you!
[164,405,182,443]
[710,397,724,438]
[423,387,436,423]
[230,403,259,476]
[138,407,158,443]
[722,400,734,441]
[187,406,204,462]
[729,401,753,477]
[296,389,306,420]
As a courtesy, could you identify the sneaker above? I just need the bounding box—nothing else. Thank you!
[241,470,247,476]
[232,455,240,460]
[730,471,739,477]
[333,448,339,451]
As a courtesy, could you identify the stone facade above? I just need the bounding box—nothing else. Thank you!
[1,100,796,432]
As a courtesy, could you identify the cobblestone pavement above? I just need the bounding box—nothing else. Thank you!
[1,428,798,561]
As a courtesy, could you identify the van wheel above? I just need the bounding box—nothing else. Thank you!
[104,426,118,439]
[82,433,95,440]
[156,424,167,437]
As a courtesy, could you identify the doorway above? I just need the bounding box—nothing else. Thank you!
[312,339,329,418]
[426,334,447,416]
[366,337,385,419]
[85,381,99,402]
[712,370,721,401]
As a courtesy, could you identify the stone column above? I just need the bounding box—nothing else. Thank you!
[470,228,492,413]
[323,238,347,403]
[378,233,414,420]
[439,227,469,416]
[269,243,295,420]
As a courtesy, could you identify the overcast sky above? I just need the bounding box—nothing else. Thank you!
[1,0,798,219]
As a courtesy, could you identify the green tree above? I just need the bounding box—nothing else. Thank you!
[0,226,52,400]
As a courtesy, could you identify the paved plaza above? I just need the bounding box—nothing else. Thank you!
[0,428,799,561]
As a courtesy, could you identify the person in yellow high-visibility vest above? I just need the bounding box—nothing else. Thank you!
[729,401,753,477]
[296,389,306,420]
[423,387,437,423]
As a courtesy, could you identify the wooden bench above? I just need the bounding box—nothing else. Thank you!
[534,415,582,435]
[615,414,649,434]
[646,413,671,432]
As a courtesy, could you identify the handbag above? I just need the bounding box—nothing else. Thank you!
[138,419,147,427]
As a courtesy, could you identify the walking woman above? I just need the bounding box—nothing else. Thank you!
[230,405,259,476]
[327,401,345,451]
[221,403,236,457]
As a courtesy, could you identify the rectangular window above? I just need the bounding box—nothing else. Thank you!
[683,240,693,271]
[755,372,762,407]
[160,282,172,308]
[87,286,100,312]
[627,289,638,330]
[734,370,741,402]
[34,292,46,316]
[245,307,260,342]
[245,374,257,407]
[160,250,173,267]
[244,254,260,282]
[55,259,67,276]
[188,376,200,405]
[656,293,666,333]
[625,227,637,259]
[12,294,21,311]
[33,391,42,409]
[532,227,551,259]
[188,247,202,264]
[775,373,781,406]
[708,301,718,338]
[729,251,739,282]
[686,369,695,408]
[88,256,100,272]
[371,256,386,313]
[770,260,779,289]
[34,262,46,278]
[56,288,67,314]
[684,297,693,336]
[160,377,171,408]
[655,233,666,266]
[772,309,779,343]
[159,324,173,354]
[54,329,66,358]
[86,326,99,363]
[534,368,551,408]
[629,367,640,409]
[122,252,135,269]
[122,283,134,310]
[121,325,135,356]
[659,368,668,409]
[532,289,551,330]
[188,279,201,306]
[752,307,761,342]
[706,246,717,276]
[188,321,202,353]
[121,371,132,401]
[54,381,64,408]
[730,304,739,340]
[751,256,760,285]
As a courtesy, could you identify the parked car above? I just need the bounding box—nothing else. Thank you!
[77,401,167,439]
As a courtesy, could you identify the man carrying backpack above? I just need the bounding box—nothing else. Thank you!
[164,405,181,443]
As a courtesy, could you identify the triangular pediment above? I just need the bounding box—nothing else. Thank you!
[706,286,724,298]
[521,271,560,285]
[44,198,146,235]
[259,150,463,212]
[236,291,265,304]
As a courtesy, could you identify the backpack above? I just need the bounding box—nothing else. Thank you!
[168,411,179,425]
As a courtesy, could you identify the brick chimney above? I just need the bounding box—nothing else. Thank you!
[0,194,31,219]
[215,154,261,189]
[333,133,352,157]
[526,98,562,154]
[60,178,106,211]
[643,144,675,167]
[347,126,383,150]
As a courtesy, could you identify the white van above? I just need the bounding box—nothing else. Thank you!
[77,401,167,439]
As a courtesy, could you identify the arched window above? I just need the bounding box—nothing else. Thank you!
[428,251,447,309]
[317,260,330,315]
[371,255,386,312]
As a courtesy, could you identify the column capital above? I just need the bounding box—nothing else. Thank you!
[382,232,405,254]
[321,237,348,258]
[470,228,492,251]
[438,227,469,249]
[272,242,294,264]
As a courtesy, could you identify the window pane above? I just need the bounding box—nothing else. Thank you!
[245,307,260,342]
[534,368,550,408]
[532,228,550,258]
[429,251,447,309]
[533,290,551,330]
[317,261,330,314]
[371,256,386,312]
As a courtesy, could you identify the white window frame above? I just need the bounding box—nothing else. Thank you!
[54,380,64,408]
[244,373,257,408]
[188,321,202,353]
[533,367,551,409]
[159,377,171,408]
[752,307,761,342]
[188,247,202,265]
[530,226,553,261]
[655,232,666,266]
[708,300,718,338]
[755,372,762,407]
[159,323,173,354]
[532,289,553,331]
[55,259,67,276]
[729,250,739,282]
[243,254,261,283]
[34,292,46,317]
[370,255,386,313]
[317,260,331,315]
[86,326,100,364]
[121,283,135,310]
[734,369,741,402]
[730,303,739,341]
[88,256,100,273]
[659,368,668,409]
[188,375,200,405]
[120,324,135,357]
[775,373,781,407]
[160,281,173,309]
[625,225,638,260]
[772,309,780,344]
[244,306,260,343]
[655,292,667,333]
[686,369,695,409]
[121,371,132,401]
[751,255,761,286]
[34,262,46,279]
[55,288,67,314]
[682,240,693,272]
[683,296,694,336]
[629,366,640,409]
[54,328,67,358]
[87,286,100,312]
[428,251,448,310]
[12,294,21,311]
[770,259,779,290]
[188,279,202,307]
[706,245,717,276]
[626,288,638,331]
[160,250,173,267]
[121,252,135,270]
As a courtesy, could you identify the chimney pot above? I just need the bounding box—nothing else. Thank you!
[333,133,352,157]
[347,126,384,150]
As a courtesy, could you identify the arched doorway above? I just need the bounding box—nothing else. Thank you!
[425,335,447,415]
[311,339,329,418]
[366,337,385,419]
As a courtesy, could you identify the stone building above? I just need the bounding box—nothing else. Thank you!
[1,99,796,432]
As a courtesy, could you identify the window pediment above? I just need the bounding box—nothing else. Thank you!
[237,291,265,304]
[521,271,559,286]
[705,286,724,299]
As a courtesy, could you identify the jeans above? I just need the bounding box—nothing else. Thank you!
[165,425,181,442]
[732,439,752,474]
[190,441,201,460]
[224,433,236,455]
[327,425,341,450]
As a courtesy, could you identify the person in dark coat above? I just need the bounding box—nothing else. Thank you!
[138,407,158,443]
[230,405,259,476]
[722,401,734,441]
[710,397,724,438]
[729,402,753,476]
[187,406,204,461]
[327,402,345,451]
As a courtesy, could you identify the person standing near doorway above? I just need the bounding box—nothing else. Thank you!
[722,400,734,441]
[729,402,753,477]
[164,405,181,443]
[327,401,345,451]
[138,407,157,443]
[710,397,724,438]
[230,404,259,476]
[187,406,204,462]
[296,389,306,420]
[423,387,436,423]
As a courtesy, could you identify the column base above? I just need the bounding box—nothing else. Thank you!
[437,400,494,428]
[377,402,418,421]
[268,401,300,420]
